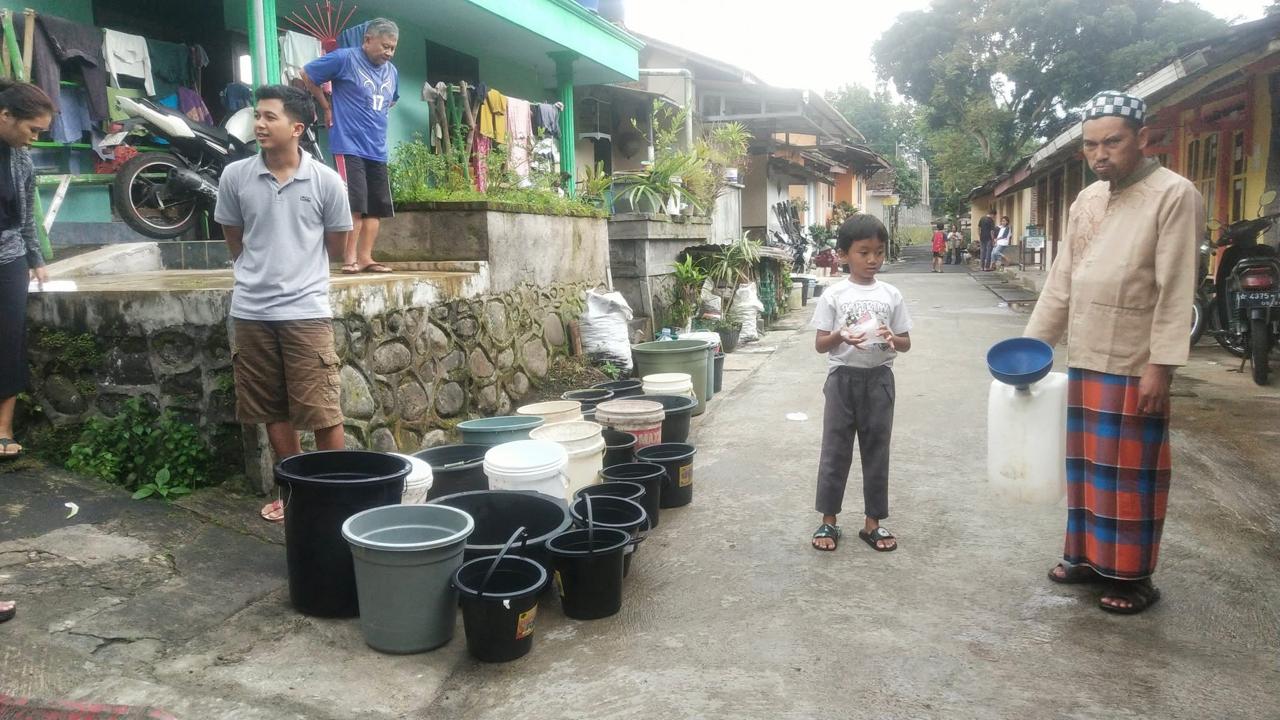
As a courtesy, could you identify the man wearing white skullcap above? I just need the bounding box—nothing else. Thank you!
[1024,90,1204,615]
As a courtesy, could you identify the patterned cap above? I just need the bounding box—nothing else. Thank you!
[1083,91,1146,123]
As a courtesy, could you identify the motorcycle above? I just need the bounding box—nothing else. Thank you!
[102,95,321,239]
[1191,190,1280,385]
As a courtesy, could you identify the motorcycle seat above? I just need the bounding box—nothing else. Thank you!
[135,97,235,147]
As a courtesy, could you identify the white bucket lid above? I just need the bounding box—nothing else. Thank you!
[516,400,582,417]
[643,372,692,385]
[484,439,569,477]
[529,420,604,444]
[391,453,434,487]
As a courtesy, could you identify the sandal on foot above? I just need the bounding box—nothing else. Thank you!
[361,263,393,274]
[0,438,22,460]
[811,523,841,551]
[858,526,897,552]
[1048,563,1102,585]
[260,499,284,523]
[339,263,360,275]
[0,600,15,623]
[1100,579,1161,615]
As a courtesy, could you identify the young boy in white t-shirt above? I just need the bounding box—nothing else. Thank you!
[809,214,913,552]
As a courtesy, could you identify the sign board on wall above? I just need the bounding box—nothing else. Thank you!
[1024,225,1046,250]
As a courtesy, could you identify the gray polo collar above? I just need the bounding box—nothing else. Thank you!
[251,147,315,182]
[1110,157,1160,192]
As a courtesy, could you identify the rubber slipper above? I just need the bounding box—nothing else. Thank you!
[361,263,394,274]
[858,526,897,552]
[811,523,841,552]
[1048,563,1102,584]
[260,499,284,523]
[0,437,23,460]
[1100,580,1161,615]
[0,600,15,623]
[339,263,360,275]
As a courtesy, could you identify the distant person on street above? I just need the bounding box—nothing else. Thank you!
[931,222,946,273]
[302,17,399,275]
[992,215,1012,268]
[947,225,964,265]
[216,85,353,522]
[1025,91,1202,614]
[0,79,54,625]
[809,214,913,552]
[978,208,996,270]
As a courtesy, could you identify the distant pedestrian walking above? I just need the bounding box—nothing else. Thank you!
[930,222,946,273]
[978,208,996,270]
[809,214,913,553]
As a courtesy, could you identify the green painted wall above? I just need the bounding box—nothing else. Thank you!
[0,0,93,23]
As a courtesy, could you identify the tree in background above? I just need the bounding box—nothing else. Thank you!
[874,0,1226,176]
[827,84,927,211]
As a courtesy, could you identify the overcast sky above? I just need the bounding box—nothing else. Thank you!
[624,0,1272,94]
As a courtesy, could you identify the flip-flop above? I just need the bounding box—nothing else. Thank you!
[811,523,841,551]
[858,526,897,552]
[260,499,284,523]
[361,263,394,274]
[0,600,15,623]
[0,438,22,460]
[339,263,360,275]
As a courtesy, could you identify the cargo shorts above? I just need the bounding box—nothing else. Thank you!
[230,318,343,431]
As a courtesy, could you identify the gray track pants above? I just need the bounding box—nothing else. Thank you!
[815,365,895,519]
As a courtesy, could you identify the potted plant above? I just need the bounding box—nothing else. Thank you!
[703,236,762,352]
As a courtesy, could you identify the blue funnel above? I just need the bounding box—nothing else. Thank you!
[986,337,1053,388]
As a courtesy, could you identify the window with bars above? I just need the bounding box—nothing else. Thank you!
[1192,134,1219,223]
[1230,131,1247,222]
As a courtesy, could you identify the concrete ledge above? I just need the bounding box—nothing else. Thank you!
[46,242,163,279]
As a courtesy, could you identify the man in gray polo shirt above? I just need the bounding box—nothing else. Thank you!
[215,84,352,522]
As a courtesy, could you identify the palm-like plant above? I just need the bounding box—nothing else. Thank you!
[704,235,762,322]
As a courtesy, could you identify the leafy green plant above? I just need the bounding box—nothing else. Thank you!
[577,161,613,209]
[132,466,192,500]
[667,298,695,329]
[66,397,211,495]
[704,235,763,319]
[598,361,623,380]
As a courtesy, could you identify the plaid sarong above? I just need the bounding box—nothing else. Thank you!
[1064,368,1171,580]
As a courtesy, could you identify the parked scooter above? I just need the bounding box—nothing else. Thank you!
[102,95,322,239]
[1191,190,1280,385]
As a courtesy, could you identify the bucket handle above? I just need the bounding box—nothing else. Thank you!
[477,526,527,598]
[585,494,595,553]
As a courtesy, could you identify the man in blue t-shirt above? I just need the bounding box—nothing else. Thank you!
[301,17,399,275]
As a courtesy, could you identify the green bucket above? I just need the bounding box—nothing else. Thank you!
[457,416,545,446]
[631,340,712,416]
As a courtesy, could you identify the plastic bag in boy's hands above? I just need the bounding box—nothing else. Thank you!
[845,313,886,347]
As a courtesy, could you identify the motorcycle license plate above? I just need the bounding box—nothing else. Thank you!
[1236,291,1280,308]
[99,130,129,148]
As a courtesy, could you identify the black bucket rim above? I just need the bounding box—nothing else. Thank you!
[600,462,668,482]
[427,489,572,552]
[274,450,410,488]
[640,394,698,414]
[592,378,643,392]
[562,388,614,401]
[546,527,631,556]
[569,495,648,531]
[601,429,637,451]
[636,443,697,464]
[453,554,548,599]
[575,480,645,503]
[412,443,490,470]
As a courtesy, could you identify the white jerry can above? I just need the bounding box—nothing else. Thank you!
[987,371,1068,504]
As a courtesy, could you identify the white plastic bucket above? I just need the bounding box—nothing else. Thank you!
[529,421,606,502]
[516,400,583,426]
[483,440,570,501]
[642,372,695,398]
[594,399,666,450]
[392,453,434,504]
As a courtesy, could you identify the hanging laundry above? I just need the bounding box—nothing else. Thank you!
[103,29,156,95]
[147,38,189,98]
[533,102,561,139]
[479,88,507,145]
[190,44,209,91]
[472,135,491,192]
[221,82,254,114]
[51,87,93,144]
[105,86,146,122]
[178,87,213,126]
[280,30,322,83]
[337,21,370,49]
[16,14,111,123]
[506,96,533,185]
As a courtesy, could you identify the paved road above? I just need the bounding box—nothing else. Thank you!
[2,267,1278,719]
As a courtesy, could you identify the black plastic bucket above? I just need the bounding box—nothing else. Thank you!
[592,378,644,399]
[275,451,408,617]
[546,527,630,620]
[601,429,637,468]
[428,490,571,574]
[713,352,725,393]
[575,480,646,507]
[635,443,697,509]
[452,529,548,663]
[569,495,648,576]
[599,462,665,529]
[562,388,614,412]
[414,444,489,500]
[641,394,697,444]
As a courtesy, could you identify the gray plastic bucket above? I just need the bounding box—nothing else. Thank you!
[342,504,475,654]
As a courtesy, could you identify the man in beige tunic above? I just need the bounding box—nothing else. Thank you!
[1024,91,1204,614]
